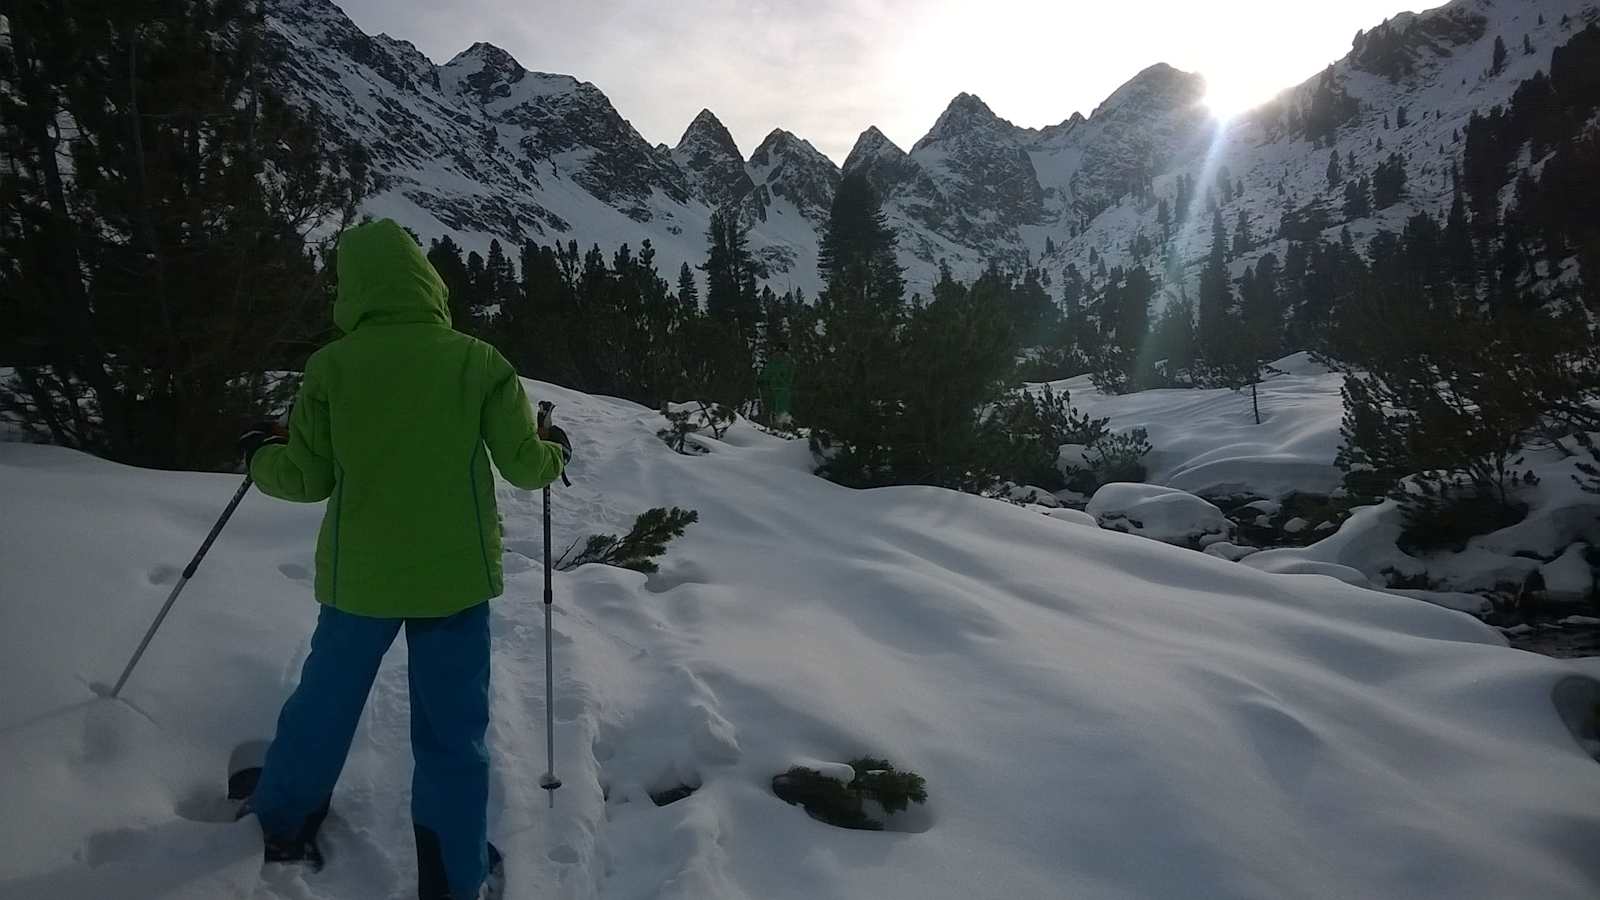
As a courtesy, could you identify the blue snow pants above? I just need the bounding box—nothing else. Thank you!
[253,602,491,899]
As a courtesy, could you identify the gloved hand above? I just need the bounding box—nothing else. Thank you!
[547,424,573,464]
[537,402,573,464]
[238,420,288,465]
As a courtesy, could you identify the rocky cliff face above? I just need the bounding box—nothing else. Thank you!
[261,0,1598,299]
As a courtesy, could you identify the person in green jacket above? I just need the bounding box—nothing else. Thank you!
[756,341,795,426]
[237,219,568,900]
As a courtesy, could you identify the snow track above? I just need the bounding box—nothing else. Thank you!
[3,380,1600,899]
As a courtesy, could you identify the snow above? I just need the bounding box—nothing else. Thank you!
[1042,507,1099,528]
[3,380,1600,899]
[1245,437,1600,597]
[1085,483,1230,547]
[1542,544,1596,602]
[1203,542,1261,562]
[1046,353,1346,499]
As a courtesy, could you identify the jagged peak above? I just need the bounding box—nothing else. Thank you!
[444,41,526,76]
[916,92,1011,148]
[674,108,742,158]
[750,128,836,169]
[843,126,906,171]
[1088,63,1205,121]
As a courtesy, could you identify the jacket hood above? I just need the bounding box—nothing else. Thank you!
[333,219,451,333]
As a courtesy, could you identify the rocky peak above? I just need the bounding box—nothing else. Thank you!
[671,109,753,210]
[843,126,907,171]
[914,92,1015,151]
[441,41,528,102]
[1088,64,1206,123]
[746,128,840,223]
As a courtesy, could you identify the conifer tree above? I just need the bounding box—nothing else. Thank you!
[1491,36,1508,76]
[1233,209,1253,257]
[0,0,367,468]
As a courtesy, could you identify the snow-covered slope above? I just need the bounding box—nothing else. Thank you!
[1048,0,1600,302]
[1047,352,1346,499]
[261,0,1598,300]
[3,380,1599,899]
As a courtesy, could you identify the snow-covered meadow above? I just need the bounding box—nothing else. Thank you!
[2,378,1598,899]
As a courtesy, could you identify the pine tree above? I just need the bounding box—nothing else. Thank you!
[1372,152,1409,209]
[1491,36,1508,76]
[1232,209,1253,256]
[0,0,366,468]
[800,170,910,484]
[676,261,700,322]
[1396,105,1409,128]
[1326,151,1343,189]
[1344,176,1372,219]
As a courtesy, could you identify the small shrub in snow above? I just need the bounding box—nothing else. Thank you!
[658,402,736,454]
[772,757,928,831]
[1087,427,1152,486]
[556,507,699,574]
[990,385,1109,491]
[1395,489,1528,555]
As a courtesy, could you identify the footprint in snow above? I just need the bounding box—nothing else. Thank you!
[277,562,311,583]
[147,564,180,585]
[548,844,581,865]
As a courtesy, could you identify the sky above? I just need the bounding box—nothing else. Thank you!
[332,0,1433,164]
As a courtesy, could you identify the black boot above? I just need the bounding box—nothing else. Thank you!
[261,795,329,872]
[416,827,503,900]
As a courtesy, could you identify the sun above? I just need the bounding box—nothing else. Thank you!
[1201,74,1259,121]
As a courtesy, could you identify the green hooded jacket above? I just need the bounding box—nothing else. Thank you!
[250,219,566,618]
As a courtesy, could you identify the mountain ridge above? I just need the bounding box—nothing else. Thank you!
[260,0,1599,299]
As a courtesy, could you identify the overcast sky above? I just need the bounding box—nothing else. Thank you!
[332,0,1428,164]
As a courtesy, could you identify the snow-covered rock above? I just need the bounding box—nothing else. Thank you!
[1283,517,1311,534]
[1043,507,1099,528]
[1244,557,1374,588]
[1086,483,1230,546]
[1542,544,1597,602]
[1002,483,1062,507]
[1204,541,1261,562]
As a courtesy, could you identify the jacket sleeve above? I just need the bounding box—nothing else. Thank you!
[250,358,336,502]
[481,350,567,490]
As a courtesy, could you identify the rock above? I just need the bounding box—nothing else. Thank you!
[1540,544,1595,602]
[1003,483,1061,507]
[1242,499,1282,516]
[1283,517,1310,534]
[1204,542,1260,562]
[1085,483,1229,547]
[1244,557,1372,587]
[1558,615,1600,627]
[1044,508,1099,528]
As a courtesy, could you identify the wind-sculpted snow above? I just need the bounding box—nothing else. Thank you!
[2,378,1599,899]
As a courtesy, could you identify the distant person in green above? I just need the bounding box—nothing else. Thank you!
[236,219,570,900]
[757,341,796,427]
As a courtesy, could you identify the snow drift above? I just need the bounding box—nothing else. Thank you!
[2,380,1599,900]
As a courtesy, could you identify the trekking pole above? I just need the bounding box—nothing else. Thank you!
[537,403,563,807]
[106,474,254,699]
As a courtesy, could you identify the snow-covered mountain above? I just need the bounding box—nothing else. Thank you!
[261,0,1598,299]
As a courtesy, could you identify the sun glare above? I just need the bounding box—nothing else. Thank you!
[1201,76,1258,121]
